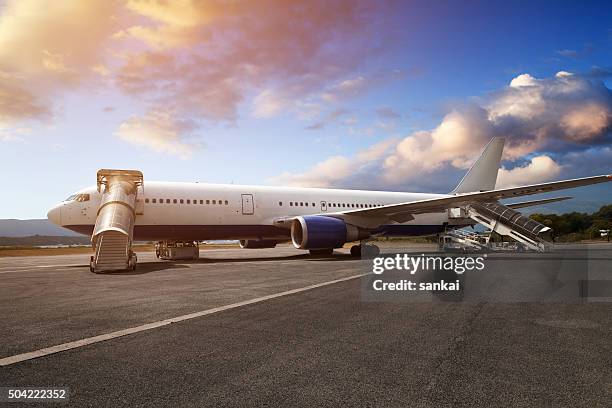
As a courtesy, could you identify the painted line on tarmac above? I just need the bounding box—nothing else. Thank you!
[0,265,84,274]
[0,273,368,366]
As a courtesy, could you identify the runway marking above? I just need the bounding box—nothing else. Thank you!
[0,265,84,274]
[0,272,368,367]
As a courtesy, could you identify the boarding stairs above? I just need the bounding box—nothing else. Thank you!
[90,169,143,273]
[465,202,551,252]
[441,228,490,251]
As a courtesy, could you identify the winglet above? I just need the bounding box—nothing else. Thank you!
[451,137,505,194]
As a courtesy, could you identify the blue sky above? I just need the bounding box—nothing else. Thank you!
[0,0,611,219]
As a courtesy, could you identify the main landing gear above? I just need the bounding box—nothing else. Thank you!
[350,244,380,258]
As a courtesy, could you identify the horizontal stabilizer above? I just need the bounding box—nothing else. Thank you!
[506,196,573,209]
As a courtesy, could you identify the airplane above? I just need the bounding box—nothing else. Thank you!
[46,137,611,272]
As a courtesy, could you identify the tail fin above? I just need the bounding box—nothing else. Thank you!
[451,137,505,194]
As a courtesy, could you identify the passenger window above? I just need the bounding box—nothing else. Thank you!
[152,199,156,203]
[206,200,210,204]
[212,200,216,204]
[200,200,203,204]
[225,200,228,205]
[187,199,190,204]
[173,199,177,204]
[312,203,315,207]
[289,202,293,206]
[300,202,303,206]
[145,198,150,203]
[218,200,222,205]
[180,199,184,204]
[194,199,197,204]
[279,201,283,206]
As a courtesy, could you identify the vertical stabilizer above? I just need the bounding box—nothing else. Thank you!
[451,137,504,194]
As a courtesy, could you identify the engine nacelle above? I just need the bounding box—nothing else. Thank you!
[239,239,278,249]
[291,216,369,250]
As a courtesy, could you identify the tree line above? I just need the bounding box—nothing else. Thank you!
[530,204,612,242]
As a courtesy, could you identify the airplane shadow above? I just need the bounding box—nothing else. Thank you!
[104,262,191,275]
[66,253,360,276]
[67,262,190,275]
[179,252,358,265]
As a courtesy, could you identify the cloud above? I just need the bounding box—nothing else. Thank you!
[556,44,594,59]
[269,138,397,187]
[117,0,395,125]
[320,70,405,103]
[252,89,290,119]
[376,107,402,120]
[115,109,201,159]
[497,155,563,188]
[557,49,579,58]
[250,69,405,121]
[0,0,400,152]
[272,71,612,191]
[0,125,31,142]
[0,0,122,128]
[0,76,51,125]
[305,109,350,130]
[560,103,610,141]
[321,76,370,103]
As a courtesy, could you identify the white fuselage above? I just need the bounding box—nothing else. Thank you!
[48,182,457,241]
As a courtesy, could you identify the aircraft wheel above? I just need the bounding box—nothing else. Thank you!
[89,256,96,273]
[362,244,380,258]
[129,253,137,271]
[350,245,361,258]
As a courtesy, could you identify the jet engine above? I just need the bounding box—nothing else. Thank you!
[291,215,369,250]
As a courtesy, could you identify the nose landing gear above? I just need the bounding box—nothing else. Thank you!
[350,243,380,258]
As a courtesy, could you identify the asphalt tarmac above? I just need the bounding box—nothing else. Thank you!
[1,244,611,407]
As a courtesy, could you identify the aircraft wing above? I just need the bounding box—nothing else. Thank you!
[329,174,611,226]
[505,196,573,209]
[273,175,610,229]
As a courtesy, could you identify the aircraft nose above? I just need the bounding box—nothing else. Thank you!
[47,205,62,226]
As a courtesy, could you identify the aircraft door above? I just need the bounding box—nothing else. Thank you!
[135,185,145,215]
[321,201,327,212]
[241,194,254,215]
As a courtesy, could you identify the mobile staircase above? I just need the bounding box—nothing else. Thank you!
[439,228,490,252]
[89,169,143,273]
[465,202,552,252]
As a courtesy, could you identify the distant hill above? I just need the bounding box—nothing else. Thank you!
[0,219,81,237]
[0,235,90,246]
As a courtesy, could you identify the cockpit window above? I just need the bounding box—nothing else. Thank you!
[65,194,90,202]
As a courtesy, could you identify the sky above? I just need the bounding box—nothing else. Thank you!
[1,0,612,219]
